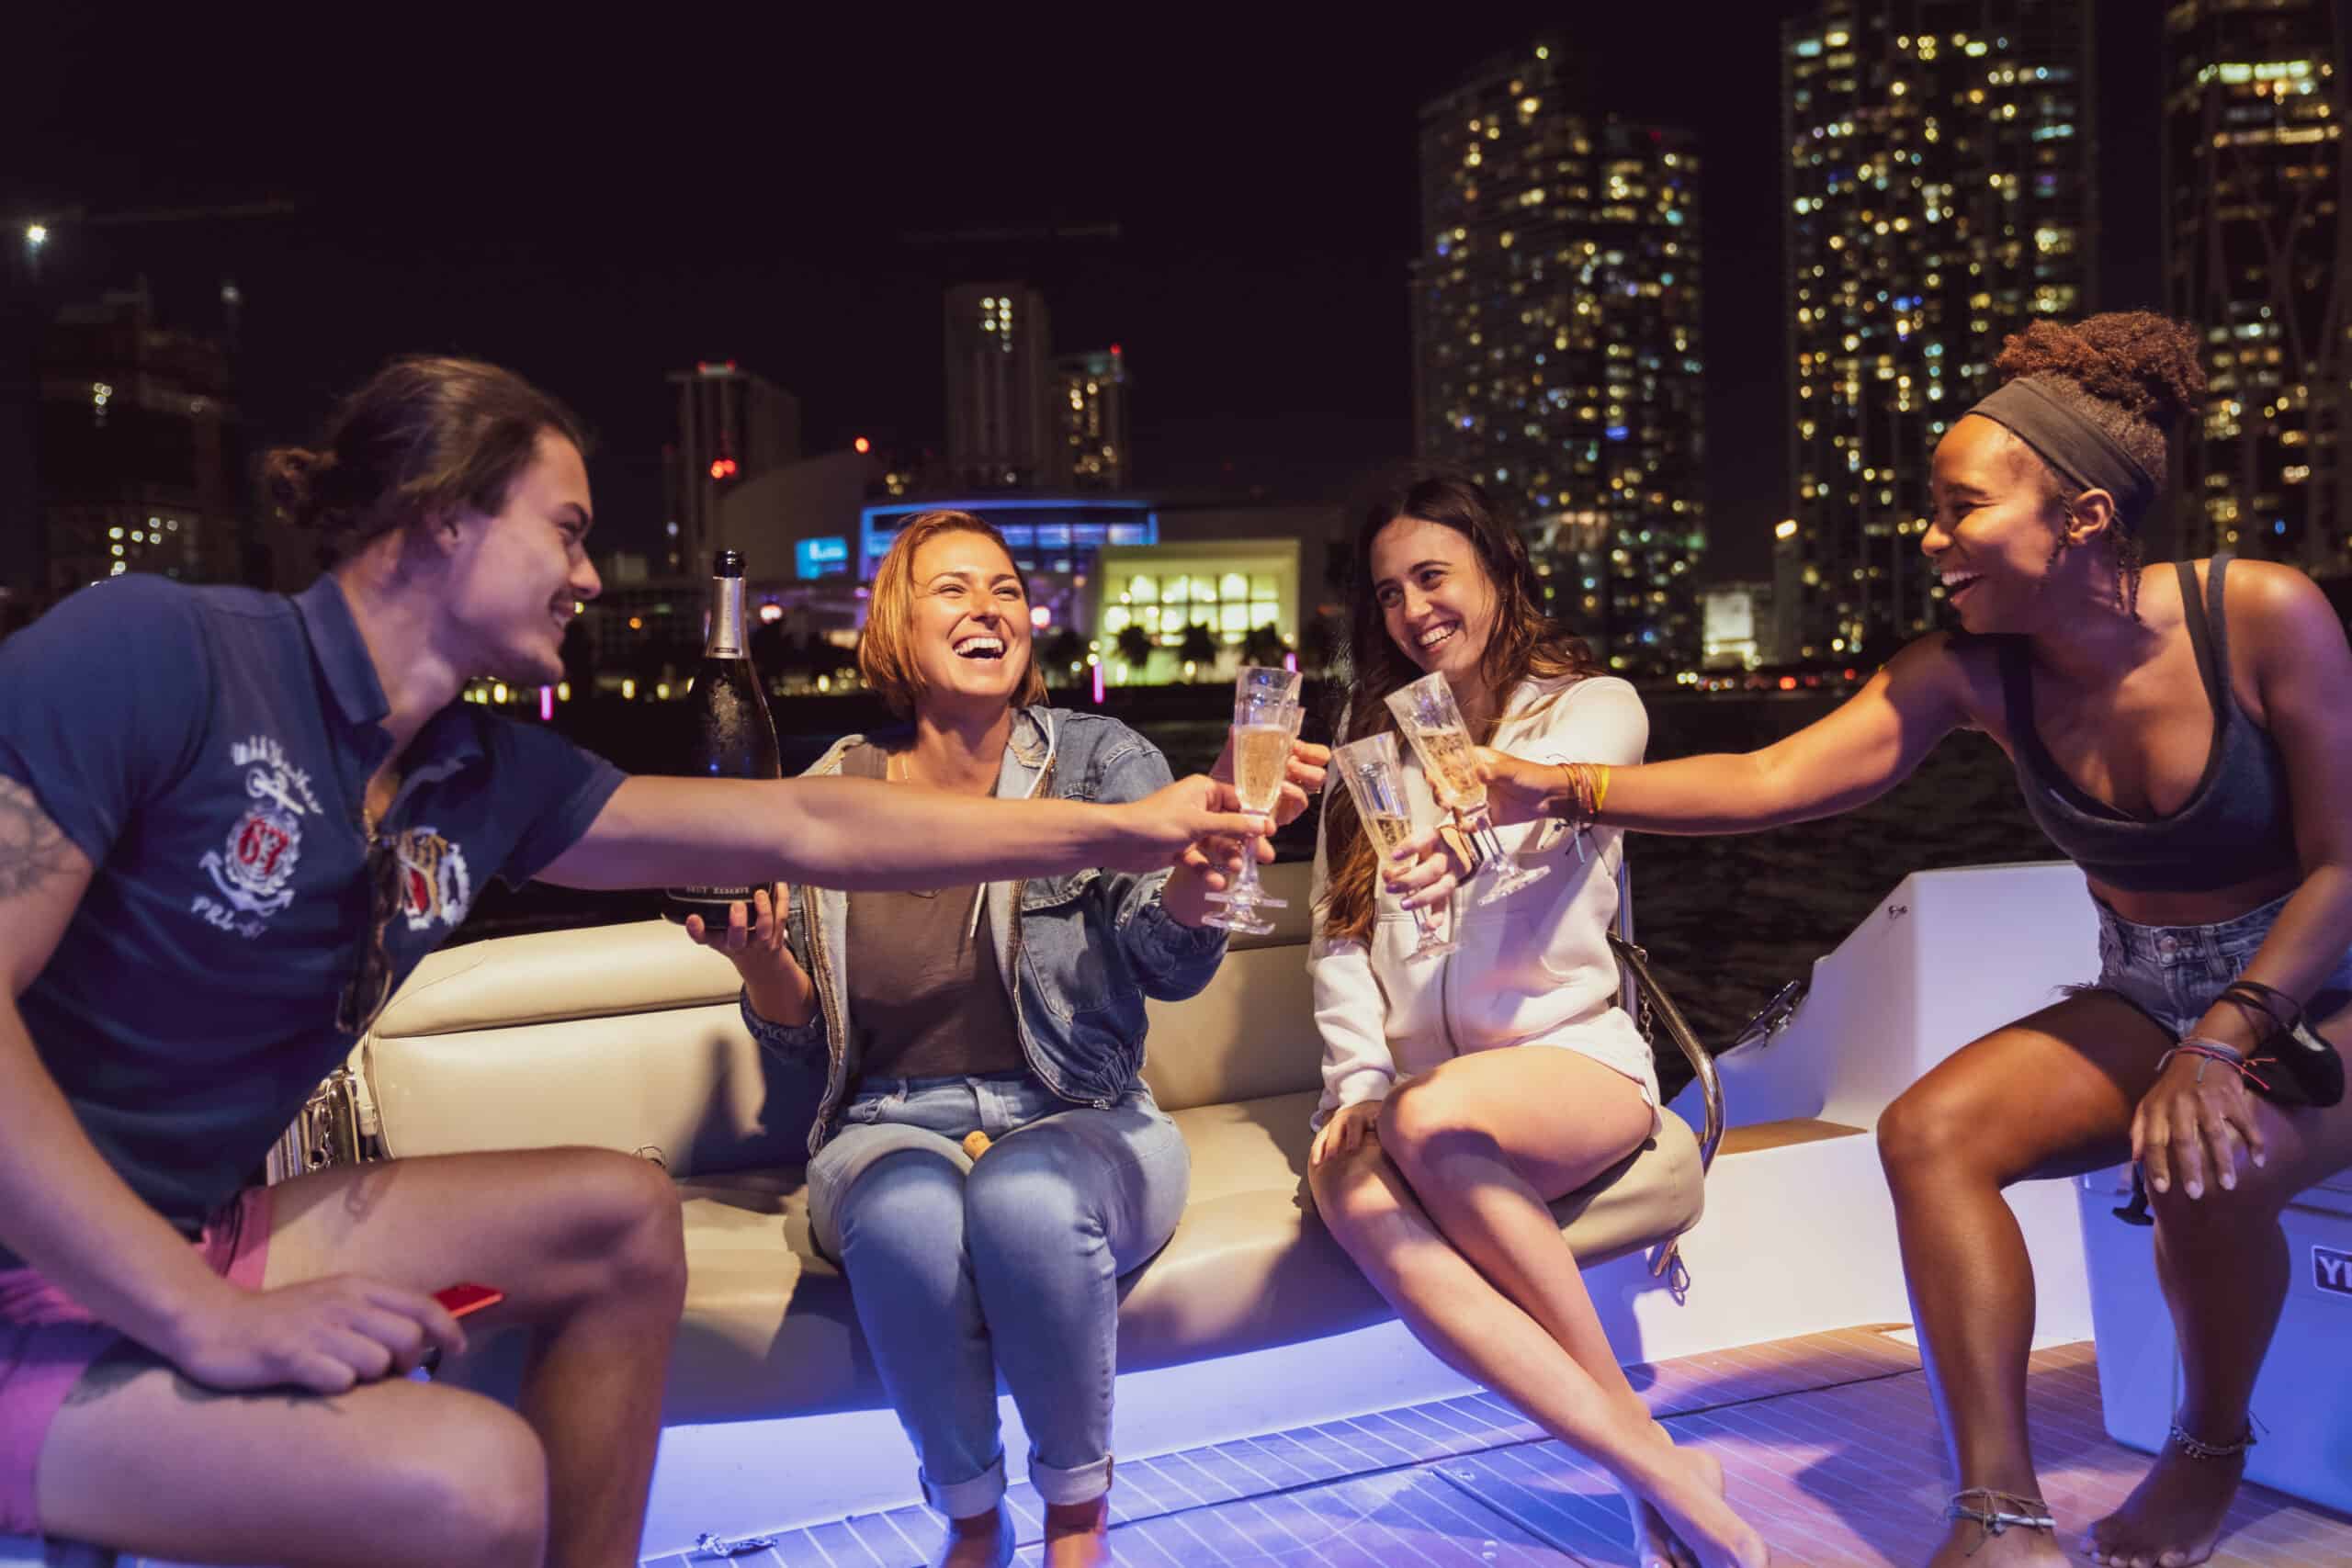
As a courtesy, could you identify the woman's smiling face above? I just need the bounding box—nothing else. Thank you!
[905,527,1034,713]
[1922,414,2082,635]
[1369,513,1498,687]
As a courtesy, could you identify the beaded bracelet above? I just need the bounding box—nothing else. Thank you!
[2156,1037,2271,1093]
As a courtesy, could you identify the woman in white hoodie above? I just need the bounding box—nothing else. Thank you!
[1308,474,1768,1568]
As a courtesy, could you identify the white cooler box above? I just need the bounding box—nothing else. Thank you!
[2078,1164,2352,1514]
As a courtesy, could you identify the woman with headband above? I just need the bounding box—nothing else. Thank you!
[1387,313,2352,1568]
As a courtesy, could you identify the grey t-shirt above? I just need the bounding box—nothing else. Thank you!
[840,742,1025,1082]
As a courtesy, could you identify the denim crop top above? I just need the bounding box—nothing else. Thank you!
[2000,555,2300,893]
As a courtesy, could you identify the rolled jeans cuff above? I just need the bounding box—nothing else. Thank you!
[1028,1449,1114,1506]
[922,1450,1008,1518]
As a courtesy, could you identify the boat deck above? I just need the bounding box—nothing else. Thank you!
[645,1328,2352,1568]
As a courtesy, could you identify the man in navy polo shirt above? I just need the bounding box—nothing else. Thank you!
[0,356,1264,1568]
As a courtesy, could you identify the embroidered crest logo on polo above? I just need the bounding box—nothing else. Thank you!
[392,828,474,931]
[198,734,327,920]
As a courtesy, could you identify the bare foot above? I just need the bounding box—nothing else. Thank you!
[1635,1437,1769,1568]
[2085,1442,2245,1567]
[933,1504,1015,1568]
[1623,1443,1719,1568]
[1925,1513,2068,1568]
[1042,1494,1111,1568]
[933,1505,1014,1568]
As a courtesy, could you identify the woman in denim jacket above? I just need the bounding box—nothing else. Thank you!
[685,511,1321,1568]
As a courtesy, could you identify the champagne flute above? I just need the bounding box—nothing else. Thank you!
[1203,689,1303,935]
[1384,671,1550,903]
[1332,732,1457,961]
[1235,662,1303,707]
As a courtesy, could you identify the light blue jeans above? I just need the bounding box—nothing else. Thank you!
[805,1069,1189,1516]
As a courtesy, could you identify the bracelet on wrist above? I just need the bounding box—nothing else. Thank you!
[2177,1034,2247,1064]
[2156,1037,2271,1093]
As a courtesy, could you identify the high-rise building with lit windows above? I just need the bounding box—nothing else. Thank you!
[34,283,243,596]
[1412,42,1705,676]
[945,282,1054,491]
[662,362,801,577]
[2164,0,2348,571]
[1051,347,1131,490]
[1782,1,2094,662]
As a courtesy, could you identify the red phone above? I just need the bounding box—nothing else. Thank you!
[433,1281,505,1319]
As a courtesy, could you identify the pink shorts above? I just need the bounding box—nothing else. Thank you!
[0,1187,272,1535]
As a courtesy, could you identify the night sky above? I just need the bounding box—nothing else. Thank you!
[6,6,2161,581]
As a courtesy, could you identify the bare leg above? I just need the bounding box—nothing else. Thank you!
[254,1147,686,1568]
[2087,1000,2352,1568]
[38,1146,687,1568]
[1875,993,2164,1568]
[1317,1048,1762,1568]
[38,1350,548,1568]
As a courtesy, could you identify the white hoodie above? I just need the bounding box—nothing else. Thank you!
[1307,673,1657,1129]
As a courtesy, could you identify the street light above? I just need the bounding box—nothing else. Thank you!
[24,224,47,249]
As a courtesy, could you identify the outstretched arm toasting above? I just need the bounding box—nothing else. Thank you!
[1377,633,1980,915]
[1482,635,1974,833]
[537,769,1267,894]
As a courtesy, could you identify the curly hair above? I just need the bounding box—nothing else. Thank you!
[1319,471,1600,947]
[1988,312,2207,615]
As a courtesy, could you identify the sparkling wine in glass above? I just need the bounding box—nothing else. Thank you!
[1332,732,1456,961]
[1384,671,1549,903]
[1204,690,1303,936]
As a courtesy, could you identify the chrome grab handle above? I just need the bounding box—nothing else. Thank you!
[265,1066,379,1184]
[1729,979,1808,1055]
[1609,932,1724,1176]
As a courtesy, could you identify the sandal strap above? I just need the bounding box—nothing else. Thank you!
[1946,1487,2056,1538]
[2169,1419,2257,1460]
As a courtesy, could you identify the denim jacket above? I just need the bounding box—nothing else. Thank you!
[744,706,1228,1156]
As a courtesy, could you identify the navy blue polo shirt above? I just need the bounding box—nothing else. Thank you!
[0,573,625,1266]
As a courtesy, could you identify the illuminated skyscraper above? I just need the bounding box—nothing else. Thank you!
[34,283,243,595]
[1782,1,2094,661]
[663,361,801,576]
[945,283,1054,490]
[1051,347,1130,490]
[1413,42,1704,676]
[2164,0,2348,570]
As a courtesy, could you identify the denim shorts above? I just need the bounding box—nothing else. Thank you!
[2092,890,2352,1041]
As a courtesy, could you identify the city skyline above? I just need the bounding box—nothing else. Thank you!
[2165,0,2348,569]
[0,7,2196,615]
[1412,43,1706,674]
[1780,0,2098,663]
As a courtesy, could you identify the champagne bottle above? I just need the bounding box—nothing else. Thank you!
[662,549,783,923]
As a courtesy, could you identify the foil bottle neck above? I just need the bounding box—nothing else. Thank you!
[706,574,748,658]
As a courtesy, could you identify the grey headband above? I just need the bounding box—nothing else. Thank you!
[1963,377,2160,528]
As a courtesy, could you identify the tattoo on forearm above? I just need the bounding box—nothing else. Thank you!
[0,778,72,898]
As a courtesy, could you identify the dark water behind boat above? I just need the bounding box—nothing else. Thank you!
[459,688,2058,1049]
